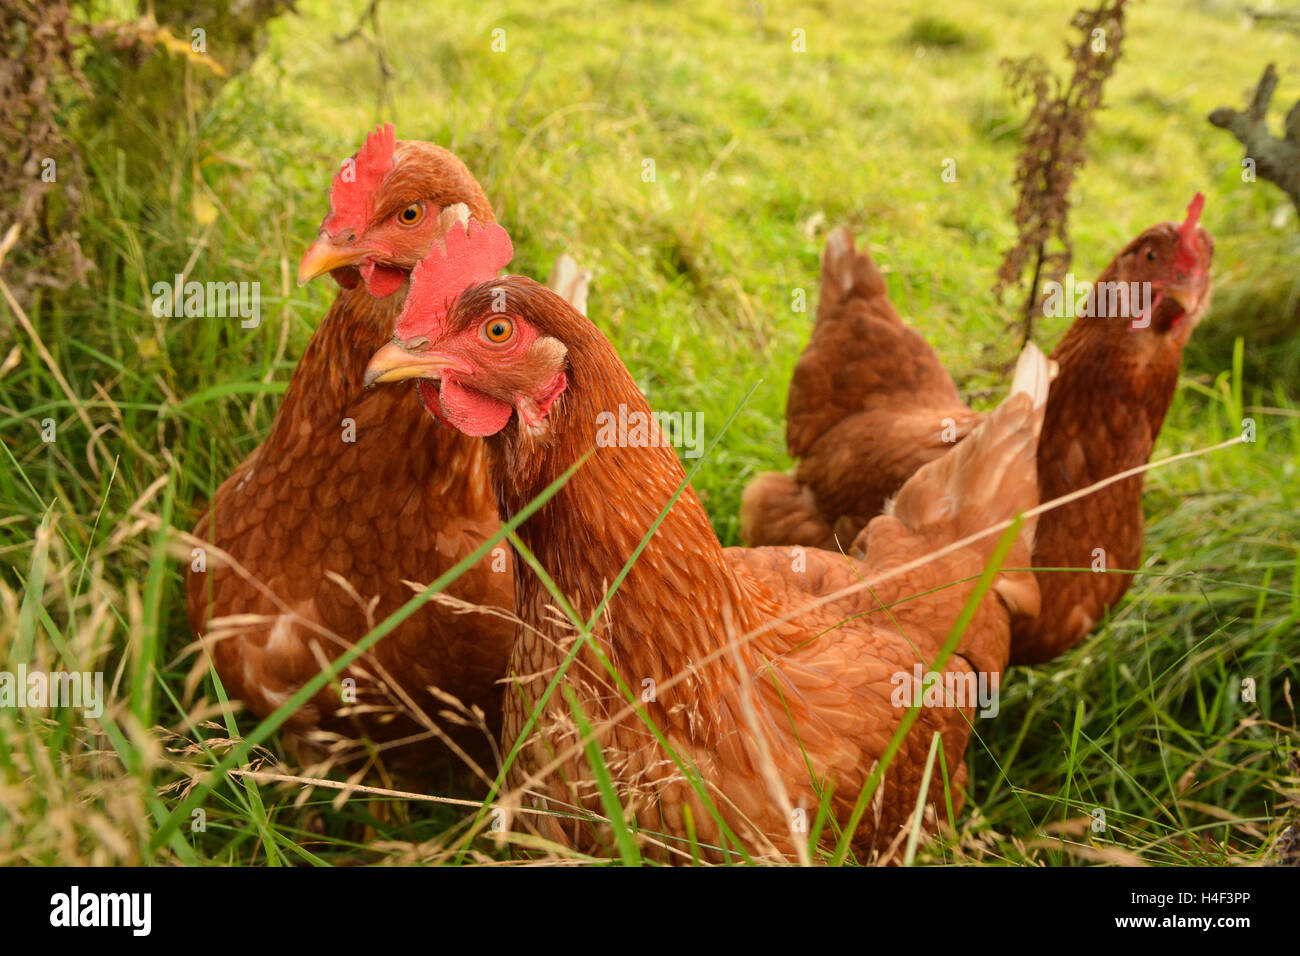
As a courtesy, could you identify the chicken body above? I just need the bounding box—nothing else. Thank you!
[742,228,980,551]
[742,202,1213,663]
[1012,297,1190,661]
[189,285,511,769]
[369,274,1050,861]
[187,127,583,775]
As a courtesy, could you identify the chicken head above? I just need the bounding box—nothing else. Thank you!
[297,122,498,298]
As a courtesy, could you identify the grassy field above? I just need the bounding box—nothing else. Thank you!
[2,0,1298,865]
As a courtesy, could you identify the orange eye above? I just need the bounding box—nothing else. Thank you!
[483,317,513,343]
[397,203,423,226]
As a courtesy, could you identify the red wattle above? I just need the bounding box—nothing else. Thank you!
[330,267,360,290]
[360,261,408,298]
[438,377,514,436]
[416,381,445,423]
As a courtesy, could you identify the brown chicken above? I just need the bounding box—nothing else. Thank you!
[187,125,576,776]
[364,259,1052,861]
[741,195,1214,663]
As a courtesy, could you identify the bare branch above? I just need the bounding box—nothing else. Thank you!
[1209,63,1300,215]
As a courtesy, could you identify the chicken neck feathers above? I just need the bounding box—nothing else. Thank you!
[481,288,1044,858]
[187,282,513,773]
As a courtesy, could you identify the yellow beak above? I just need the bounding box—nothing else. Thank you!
[364,341,463,387]
[298,234,369,286]
[1165,283,1197,314]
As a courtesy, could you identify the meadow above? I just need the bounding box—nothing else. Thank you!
[1,0,1298,865]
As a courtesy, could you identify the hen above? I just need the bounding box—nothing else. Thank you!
[742,195,1214,663]
[187,124,578,776]
[365,262,1052,861]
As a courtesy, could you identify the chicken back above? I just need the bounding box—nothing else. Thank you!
[366,264,1053,861]
[742,196,1214,664]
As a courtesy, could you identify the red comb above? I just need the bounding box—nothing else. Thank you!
[323,123,396,235]
[394,219,515,339]
[1174,192,1205,273]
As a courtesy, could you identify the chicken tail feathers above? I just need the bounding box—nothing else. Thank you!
[880,341,1055,617]
[547,253,592,317]
[740,471,839,549]
[816,226,898,325]
[1008,338,1054,410]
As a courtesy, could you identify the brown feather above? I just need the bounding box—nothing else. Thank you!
[432,278,1045,860]
[187,283,514,775]
[741,219,1214,664]
[188,142,515,779]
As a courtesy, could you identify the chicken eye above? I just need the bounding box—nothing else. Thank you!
[1145,249,1157,261]
[397,203,423,226]
[483,318,514,343]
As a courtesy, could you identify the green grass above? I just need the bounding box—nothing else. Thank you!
[1,0,1298,865]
